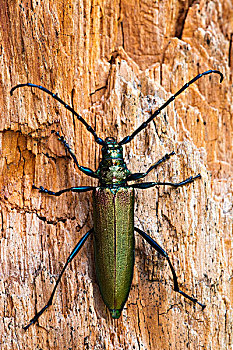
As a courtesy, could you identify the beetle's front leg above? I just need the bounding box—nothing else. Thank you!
[52,131,98,178]
[24,228,93,331]
[135,227,206,309]
[127,151,175,181]
[33,184,95,196]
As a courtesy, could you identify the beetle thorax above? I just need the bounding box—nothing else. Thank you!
[96,137,131,187]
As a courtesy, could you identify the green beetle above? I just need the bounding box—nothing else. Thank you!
[10,69,223,329]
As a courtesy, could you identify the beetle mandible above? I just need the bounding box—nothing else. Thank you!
[10,69,223,330]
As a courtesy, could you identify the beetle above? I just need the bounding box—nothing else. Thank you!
[10,69,223,330]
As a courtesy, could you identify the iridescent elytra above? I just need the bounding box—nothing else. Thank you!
[10,69,223,330]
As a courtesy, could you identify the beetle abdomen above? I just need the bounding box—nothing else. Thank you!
[93,187,134,318]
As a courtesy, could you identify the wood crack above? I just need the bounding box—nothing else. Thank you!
[175,0,197,39]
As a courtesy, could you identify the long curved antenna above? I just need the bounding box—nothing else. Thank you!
[10,83,105,146]
[119,70,223,146]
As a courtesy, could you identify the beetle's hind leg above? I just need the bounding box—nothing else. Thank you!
[135,227,206,309]
[23,228,93,331]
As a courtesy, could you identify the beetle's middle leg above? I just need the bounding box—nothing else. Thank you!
[127,151,175,181]
[134,227,206,309]
[130,173,201,189]
[23,228,93,331]
[32,185,95,196]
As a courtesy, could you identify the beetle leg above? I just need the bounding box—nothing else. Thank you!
[135,227,206,309]
[52,131,99,178]
[127,151,175,181]
[23,228,93,331]
[130,174,201,189]
[32,184,95,196]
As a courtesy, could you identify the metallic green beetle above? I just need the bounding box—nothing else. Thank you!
[10,69,223,329]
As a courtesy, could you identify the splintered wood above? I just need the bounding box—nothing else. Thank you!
[0,1,232,349]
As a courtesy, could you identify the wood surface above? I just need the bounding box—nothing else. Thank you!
[0,0,232,349]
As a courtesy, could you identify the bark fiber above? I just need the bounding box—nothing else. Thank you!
[0,0,232,349]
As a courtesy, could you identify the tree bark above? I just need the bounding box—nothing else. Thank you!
[0,0,232,349]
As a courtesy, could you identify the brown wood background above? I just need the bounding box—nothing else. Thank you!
[0,0,232,349]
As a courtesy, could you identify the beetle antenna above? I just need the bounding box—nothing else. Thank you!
[10,83,105,146]
[119,69,223,146]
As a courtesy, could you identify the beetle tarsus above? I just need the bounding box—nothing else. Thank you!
[23,304,50,331]
[23,229,93,330]
[178,289,206,309]
[135,227,206,310]
[171,174,201,187]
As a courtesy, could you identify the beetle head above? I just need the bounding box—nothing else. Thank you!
[102,137,123,159]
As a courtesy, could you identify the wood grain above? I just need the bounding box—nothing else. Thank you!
[0,0,232,349]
